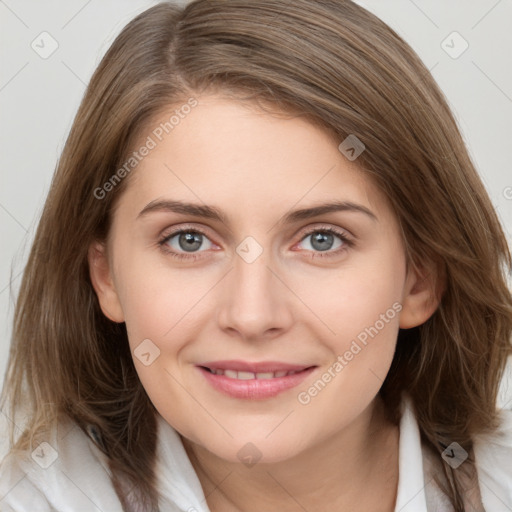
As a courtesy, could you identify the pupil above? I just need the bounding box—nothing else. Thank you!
[312,232,333,251]
[180,232,202,252]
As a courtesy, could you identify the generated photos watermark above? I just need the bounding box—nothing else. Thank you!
[94,97,198,200]
[297,301,403,405]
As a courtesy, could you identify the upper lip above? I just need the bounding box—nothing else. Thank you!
[199,360,314,373]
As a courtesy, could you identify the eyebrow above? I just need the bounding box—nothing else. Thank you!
[137,199,378,225]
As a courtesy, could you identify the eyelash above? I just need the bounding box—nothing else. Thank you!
[158,225,353,261]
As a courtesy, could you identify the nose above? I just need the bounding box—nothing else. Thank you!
[216,242,294,341]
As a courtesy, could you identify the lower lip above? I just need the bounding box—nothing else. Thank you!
[198,366,316,400]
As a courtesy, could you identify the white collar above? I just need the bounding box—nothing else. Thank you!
[393,394,429,512]
[2,393,510,510]
[473,404,512,509]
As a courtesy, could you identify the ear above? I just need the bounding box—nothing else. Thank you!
[87,241,125,323]
[399,260,442,329]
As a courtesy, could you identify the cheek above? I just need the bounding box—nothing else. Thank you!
[114,247,198,342]
[296,250,405,398]
[115,256,198,412]
[115,252,219,396]
[121,281,173,349]
[303,252,404,340]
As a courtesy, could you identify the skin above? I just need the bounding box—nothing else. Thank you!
[89,94,439,511]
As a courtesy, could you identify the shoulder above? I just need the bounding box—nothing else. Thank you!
[473,406,512,509]
[0,420,124,512]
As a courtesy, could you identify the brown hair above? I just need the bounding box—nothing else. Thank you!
[2,1,511,510]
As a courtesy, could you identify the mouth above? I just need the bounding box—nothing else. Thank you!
[197,360,317,399]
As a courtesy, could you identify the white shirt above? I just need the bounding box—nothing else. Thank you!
[1,394,511,511]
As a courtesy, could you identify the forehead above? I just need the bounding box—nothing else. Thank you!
[114,94,389,225]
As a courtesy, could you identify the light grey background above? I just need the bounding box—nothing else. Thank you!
[1,0,512,451]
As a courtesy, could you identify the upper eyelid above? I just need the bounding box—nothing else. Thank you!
[296,224,353,240]
[160,224,215,242]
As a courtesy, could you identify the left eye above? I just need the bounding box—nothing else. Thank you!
[161,230,213,254]
[297,229,346,253]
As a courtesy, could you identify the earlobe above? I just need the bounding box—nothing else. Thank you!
[87,241,125,323]
[399,262,442,329]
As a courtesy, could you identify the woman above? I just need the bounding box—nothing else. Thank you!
[1,1,511,510]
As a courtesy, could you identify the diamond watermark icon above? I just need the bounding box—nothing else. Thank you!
[338,134,365,161]
[31,31,59,59]
[441,442,468,469]
[31,442,58,469]
[237,442,262,468]
[441,31,469,59]
[134,338,161,366]
[236,236,263,264]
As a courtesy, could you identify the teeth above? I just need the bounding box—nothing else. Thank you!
[256,372,274,379]
[237,371,255,380]
[208,368,302,380]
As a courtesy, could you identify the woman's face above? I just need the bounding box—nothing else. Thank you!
[89,94,433,464]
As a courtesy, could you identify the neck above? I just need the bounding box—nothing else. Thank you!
[182,394,400,512]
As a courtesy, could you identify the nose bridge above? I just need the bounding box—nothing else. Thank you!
[235,237,272,297]
[216,235,292,337]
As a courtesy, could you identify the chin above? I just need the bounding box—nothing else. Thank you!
[195,430,311,467]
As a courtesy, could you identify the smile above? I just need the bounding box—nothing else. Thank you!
[197,360,317,399]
